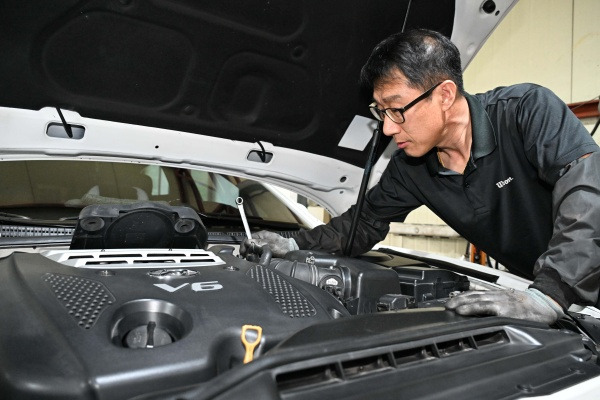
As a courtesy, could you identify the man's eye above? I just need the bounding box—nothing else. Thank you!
[389,109,403,118]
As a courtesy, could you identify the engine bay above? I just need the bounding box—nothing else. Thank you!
[1,203,599,400]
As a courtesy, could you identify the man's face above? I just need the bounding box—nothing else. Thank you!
[371,74,443,158]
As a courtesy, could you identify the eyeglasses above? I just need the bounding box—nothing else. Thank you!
[369,82,442,124]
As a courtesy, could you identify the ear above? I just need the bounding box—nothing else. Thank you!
[439,80,457,111]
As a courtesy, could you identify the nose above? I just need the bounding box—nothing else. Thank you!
[382,116,402,137]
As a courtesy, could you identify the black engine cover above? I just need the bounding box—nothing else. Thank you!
[70,202,208,250]
[0,249,348,400]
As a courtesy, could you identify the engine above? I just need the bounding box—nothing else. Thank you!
[0,205,469,400]
[2,203,597,400]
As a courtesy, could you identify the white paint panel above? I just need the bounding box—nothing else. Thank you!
[572,0,600,101]
[337,115,378,151]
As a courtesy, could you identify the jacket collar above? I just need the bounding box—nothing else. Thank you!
[424,92,497,175]
[466,92,497,161]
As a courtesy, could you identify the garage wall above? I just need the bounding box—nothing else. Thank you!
[380,0,600,259]
[464,0,600,134]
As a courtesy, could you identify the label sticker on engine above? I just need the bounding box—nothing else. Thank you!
[154,281,223,293]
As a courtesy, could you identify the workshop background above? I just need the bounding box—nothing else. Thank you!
[306,0,600,261]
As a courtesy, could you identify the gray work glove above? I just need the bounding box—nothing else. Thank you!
[239,230,299,258]
[445,288,564,324]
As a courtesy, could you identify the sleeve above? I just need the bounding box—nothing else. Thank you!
[293,205,390,257]
[516,85,598,184]
[530,151,600,309]
[294,155,422,256]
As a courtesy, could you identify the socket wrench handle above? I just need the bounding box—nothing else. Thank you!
[236,197,253,241]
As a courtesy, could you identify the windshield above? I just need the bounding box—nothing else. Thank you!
[0,160,307,228]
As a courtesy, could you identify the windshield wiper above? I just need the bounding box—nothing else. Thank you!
[0,235,73,249]
[0,214,77,228]
[0,211,31,220]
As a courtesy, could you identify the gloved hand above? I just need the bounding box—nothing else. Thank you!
[239,230,299,258]
[445,288,564,324]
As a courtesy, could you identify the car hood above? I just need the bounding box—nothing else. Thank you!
[0,0,517,215]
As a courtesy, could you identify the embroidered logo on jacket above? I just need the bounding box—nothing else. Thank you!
[496,177,514,189]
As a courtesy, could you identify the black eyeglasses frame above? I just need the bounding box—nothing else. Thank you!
[369,81,443,124]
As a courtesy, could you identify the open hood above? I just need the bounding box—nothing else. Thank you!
[0,0,517,214]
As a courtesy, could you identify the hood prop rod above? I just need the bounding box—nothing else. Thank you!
[55,107,73,138]
[343,122,382,256]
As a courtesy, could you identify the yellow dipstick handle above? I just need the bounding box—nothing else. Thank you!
[241,325,262,364]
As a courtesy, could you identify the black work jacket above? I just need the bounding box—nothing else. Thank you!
[295,83,600,309]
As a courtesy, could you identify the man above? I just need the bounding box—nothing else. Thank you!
[242,29,600,324]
